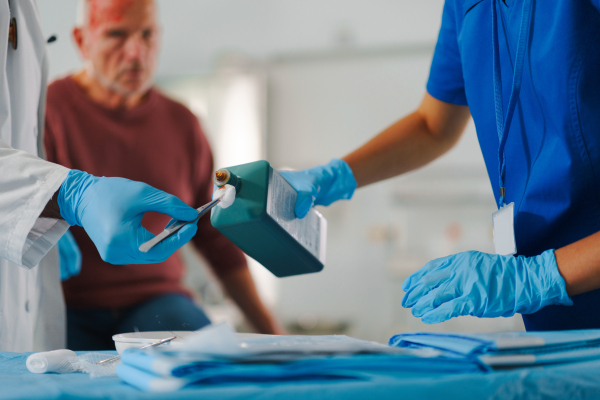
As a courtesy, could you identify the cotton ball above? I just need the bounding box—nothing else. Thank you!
[212,184,236,209]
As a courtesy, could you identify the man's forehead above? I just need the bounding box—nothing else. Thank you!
[86,0,155,29]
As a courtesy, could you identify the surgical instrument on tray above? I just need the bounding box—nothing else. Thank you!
[93,336,177,365]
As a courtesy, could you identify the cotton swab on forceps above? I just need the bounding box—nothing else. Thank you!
[138,184,237,253]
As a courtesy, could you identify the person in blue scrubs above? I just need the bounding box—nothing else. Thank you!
[280,0,600,331]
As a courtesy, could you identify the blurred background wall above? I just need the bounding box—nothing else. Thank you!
[38,0,524,343]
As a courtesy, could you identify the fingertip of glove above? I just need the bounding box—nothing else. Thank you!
[179,207,201,222]
[295,209,309,219]
[402,278,411,292]
[411,307,423,318]
[420,310,442,324]
[158,192,198,221]
[421,316,439,325]
[178,222,198,240]
[145,223,198,263]
[401,293,412,309]
[295,193,313,219]
[420,300,462,324]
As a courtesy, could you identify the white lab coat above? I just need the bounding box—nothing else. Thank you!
[0,1,71,351]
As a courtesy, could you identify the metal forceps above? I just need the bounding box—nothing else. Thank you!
[139,198,222,253]
[93,336,177,365]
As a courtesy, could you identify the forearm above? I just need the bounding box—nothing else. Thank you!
[342,93,470,188]
[555,230,600,296]
[219,266,284,334]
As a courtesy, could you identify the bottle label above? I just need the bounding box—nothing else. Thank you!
[267,168,327,263]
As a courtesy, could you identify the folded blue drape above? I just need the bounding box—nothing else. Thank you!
[389,330,600,367]
[117,350,487,392]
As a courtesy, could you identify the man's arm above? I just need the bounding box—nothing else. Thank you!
[343,92,471,188]
[218,267,285,335]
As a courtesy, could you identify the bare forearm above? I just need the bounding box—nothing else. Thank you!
[555,231,600,296]
[219,266,284,334]
[343,93,471,188]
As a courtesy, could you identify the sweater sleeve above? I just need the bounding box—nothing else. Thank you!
[189,121,248,277]
[43,102,58,164]
[43,82,70,167]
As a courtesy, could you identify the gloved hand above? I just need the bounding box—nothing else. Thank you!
[58,230,81,281]
[279,158,357,218]
[401,249,573,324]
[57,170,198,265]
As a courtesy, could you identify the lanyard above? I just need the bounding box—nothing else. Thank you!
[492,0,533,208]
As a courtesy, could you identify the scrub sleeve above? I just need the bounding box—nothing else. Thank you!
[426,0,468,107]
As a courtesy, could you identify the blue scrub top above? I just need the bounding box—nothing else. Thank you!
[427,0,600,331]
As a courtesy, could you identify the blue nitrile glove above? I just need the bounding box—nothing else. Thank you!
[58,230,82,281]
[401,250,573,324]
[279,158,357,218]
[57,170,198,265]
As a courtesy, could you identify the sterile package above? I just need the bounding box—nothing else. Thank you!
[389,330,600,367]
[115,323,487,392]
[163,322,405,361]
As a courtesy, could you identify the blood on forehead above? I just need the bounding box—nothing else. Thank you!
[86,0,140,29]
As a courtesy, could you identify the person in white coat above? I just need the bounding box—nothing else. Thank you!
[0,0,200,352]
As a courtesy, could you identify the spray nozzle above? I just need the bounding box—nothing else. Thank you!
[214,169,241,191]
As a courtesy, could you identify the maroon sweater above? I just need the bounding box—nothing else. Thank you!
[45,76,246,310]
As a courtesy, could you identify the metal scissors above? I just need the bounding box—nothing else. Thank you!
[139,198,222,253]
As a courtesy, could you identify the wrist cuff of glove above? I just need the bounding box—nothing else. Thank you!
[540,249,573,307]
[329,158,357,201]
[57,169,95,226]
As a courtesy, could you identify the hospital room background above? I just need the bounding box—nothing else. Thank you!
[38,0,525,344]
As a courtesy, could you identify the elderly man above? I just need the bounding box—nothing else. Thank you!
[44,0,282,350]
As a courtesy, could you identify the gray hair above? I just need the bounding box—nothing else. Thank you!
[75,0,88,27]
[75,0,158,27]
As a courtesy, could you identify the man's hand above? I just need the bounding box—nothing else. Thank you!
[401,250,572,324]
[57,169,199,265]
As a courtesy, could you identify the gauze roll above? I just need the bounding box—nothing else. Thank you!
[26,349,78,374]
[212,184,236,209]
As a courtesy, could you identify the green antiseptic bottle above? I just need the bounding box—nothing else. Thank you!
[210,160,327,277]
